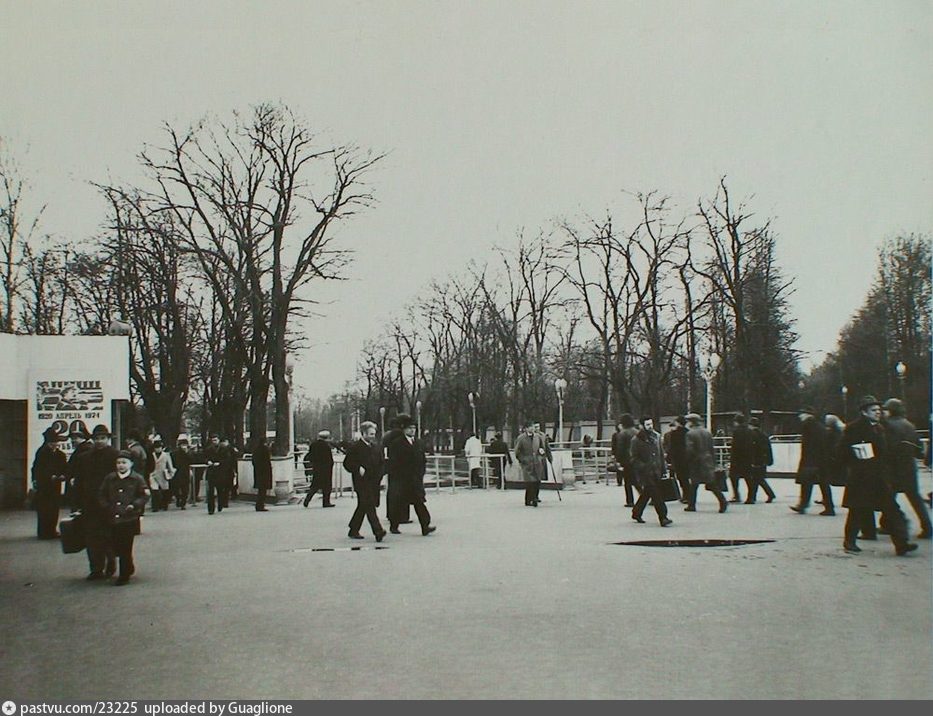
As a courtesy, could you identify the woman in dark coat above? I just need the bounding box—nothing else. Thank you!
[251,436,272,512]
[839,396,914,555]
[882,398,931,539]
[31,427,68,539]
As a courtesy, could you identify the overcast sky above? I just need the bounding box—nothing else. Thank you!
[2,0,931,400]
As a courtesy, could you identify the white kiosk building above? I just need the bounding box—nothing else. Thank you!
[0,334,130,508]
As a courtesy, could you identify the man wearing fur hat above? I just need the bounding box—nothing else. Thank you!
[77,424,119,579]
[839,396,915,555]
[882,398,932,539]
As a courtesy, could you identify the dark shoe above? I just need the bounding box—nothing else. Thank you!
[348,531,364,539]
[400,519,413,524]
[532,500,539,507]
[323,503,335,508]
[789,505,805,514]
[255,507,268,512]
[623,503,635,508]
[895,543,918,556]
[375,530,387,543]
[114,577,130,586]
[718,502,728,513]
[422,525,436,536]
[632,515,645,524]
[208,510,215,515]
[843,542,862,553]
[684,506,696,512]
[765,496,775,503]
[86,572,105,581]
[744,500,756,505]
[390,526,401,534]
[917,531,931,540]
[819,510,836,516]
[660,517,673,527]
[877,528,889,535]
[217,506,223,513]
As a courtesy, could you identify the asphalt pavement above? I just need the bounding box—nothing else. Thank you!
[1,474,930,699]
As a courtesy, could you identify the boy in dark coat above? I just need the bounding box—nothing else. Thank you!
[99,451,149,584]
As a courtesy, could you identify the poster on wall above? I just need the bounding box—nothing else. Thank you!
[28,376,111,458]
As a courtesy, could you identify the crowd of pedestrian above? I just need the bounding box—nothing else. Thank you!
[31,391,930,587]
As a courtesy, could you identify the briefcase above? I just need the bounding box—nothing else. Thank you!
[658,477,681,502]
[60,514,86,554]
[709,469,727,493]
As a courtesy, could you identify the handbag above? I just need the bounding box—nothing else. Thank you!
[60,514,86,554]
[658,476,681,502]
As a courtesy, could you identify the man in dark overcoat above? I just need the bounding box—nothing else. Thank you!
[514,419,551,507]
[486,432,512,489]
[171,438,192,509]
[382,417,411,524]
[840,396,915,555]
[791,407,835,515]
[32,427,68,539]
[745,417,776,504]
[630,418,672,527]
[612,414,639,506]
[75,424,119,578]
[65,425,94,510]
[882,398,931,539]
[203,434,230,514]
[343,421,386,540]
[303,430,335,508]
[386,413,435,535]
[251,436,272,512]
[665,416,690,503]
[684,413,727,513]
[728,413,753,503]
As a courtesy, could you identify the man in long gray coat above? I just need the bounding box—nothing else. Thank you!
[684,413,728,513]
[514,419,551,507]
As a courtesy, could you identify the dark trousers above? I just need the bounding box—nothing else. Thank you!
[207,479,230,514]
[633,479,669,523]
[845,496,908,550]
[256,487,267,510]
[349,479,383,535]
[671,464,690,502]
[150,488,170,512]
[85,520,115,575]
[391,492,430,529]
[304,482,333,507]
[728,474,742,501]
[172,477,189,508]
[620,465,639,506]
[688,482,727,510]
[491,458,506,488]
[470,468,483,488]
[745,468,776,503]
[798,482,835,511]
[111,522,137,578]
[35,493,61,539]
[386,479,411,523]
[524,481,540,505]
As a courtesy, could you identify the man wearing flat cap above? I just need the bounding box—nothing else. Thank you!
[385,413,435,535]
[838,395,915,556]
[303,430,335,508]
[75,424,119,578]
[683,413,728,513]
[790,407,835,516]
[31,427,68,539]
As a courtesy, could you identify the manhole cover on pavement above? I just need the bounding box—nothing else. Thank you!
[612,539,775,547]
[288,546,390,553]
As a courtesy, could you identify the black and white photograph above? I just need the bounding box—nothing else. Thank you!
[0,0,930,702]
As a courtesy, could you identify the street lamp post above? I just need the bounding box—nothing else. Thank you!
[895,362,907,402]
[698,351,721,433]
[468,392,477,437]
[415,400,422,438]
[554,378,567,444]
[841,385,848,420]
[379,406,386,435]
[285,352,296,456]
